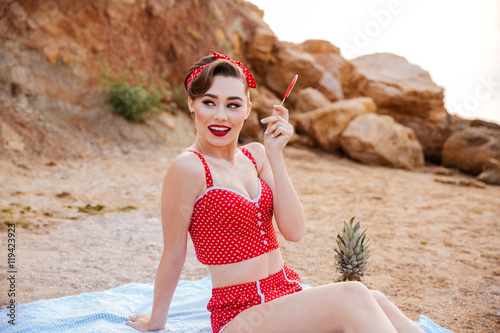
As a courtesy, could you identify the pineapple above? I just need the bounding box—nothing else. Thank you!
[334,217,371,282]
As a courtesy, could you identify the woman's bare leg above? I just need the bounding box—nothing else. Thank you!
[223,281,398,333]
[370,290,424,333]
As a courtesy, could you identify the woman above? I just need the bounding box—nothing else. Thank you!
[126,50,424,333]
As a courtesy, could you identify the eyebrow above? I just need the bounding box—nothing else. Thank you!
[203,94,243,102]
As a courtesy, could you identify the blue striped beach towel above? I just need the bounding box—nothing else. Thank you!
[0,278,453,332]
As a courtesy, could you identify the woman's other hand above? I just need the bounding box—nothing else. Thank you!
[126,314,163,332]
[260,105,294,156]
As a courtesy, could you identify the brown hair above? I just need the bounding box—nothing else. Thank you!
[183,56,249,100]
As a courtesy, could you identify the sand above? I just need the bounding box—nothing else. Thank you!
[0,144,499,332]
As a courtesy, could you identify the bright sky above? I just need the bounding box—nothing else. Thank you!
[248,0,500,124]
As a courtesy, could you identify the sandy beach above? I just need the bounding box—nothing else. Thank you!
[0,144,499,332]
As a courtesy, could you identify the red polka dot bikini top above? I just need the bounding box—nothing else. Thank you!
[187,147,280,265]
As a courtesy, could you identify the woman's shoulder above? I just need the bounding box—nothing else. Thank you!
[241,142,264,157]
[161,151,206,206]
[165,150,206,183]
[241,142,266,170]
[242,142,264,152]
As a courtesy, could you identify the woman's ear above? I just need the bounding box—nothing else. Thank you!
[188,97,194,112]
[245,101,252,119]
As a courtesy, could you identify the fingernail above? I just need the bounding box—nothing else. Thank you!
[264,130,268,135]
[260,118,266,123]
[273,105,279,108]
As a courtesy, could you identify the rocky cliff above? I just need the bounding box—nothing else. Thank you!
[0,0,270,161]
[0,0,498,181]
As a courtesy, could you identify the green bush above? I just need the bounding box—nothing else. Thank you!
[106,81,162,122]
[96,55,172,123]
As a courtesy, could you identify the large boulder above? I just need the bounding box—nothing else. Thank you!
[300,39,346,101]
[341,53,450,162]
[340,113,425,170]
[341,53,447,123]
[381,111,450,161]
[471,119,500,130]
[246,26,277,72]
[294,97,376,153]
[295,88,331,113]
[442,127,500,175]
[259,41,324,104]
[477,158,500,185]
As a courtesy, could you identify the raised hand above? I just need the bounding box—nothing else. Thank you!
[260,105,294,156]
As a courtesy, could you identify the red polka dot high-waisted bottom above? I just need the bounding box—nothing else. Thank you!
[207,264,302,333]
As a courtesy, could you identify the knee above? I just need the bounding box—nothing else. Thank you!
[339,281,371,297]
[323,282,379,323]
[370,290,387,302]
[370,290,404,319]
[331,281,375,308]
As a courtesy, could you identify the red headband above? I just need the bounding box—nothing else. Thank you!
[186,50,257,90]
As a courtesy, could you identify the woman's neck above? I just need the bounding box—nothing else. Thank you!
[192,136,239,162]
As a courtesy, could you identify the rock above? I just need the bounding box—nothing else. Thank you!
[442,127,500,175]
[301,39,345,101]
[381,111,450,163]
[477,159,500,185]
[10,66,34,94]
[60,50,76,64]
[106,0,137,20]
[342,53,447,123]
[43,45,60,64]
[433,177,486,189]
[0,0,285,160]
[246,26,277,69]
[288,133,315,147]
[340,113,425,170]
[261,41,323,103]
[6,2,28,32]
[300,39,341,55]
[295,88,330,113]
[295,97,376,153]
[341,53,449,161]
[240,111,262,140]
[250,86,281,120]
[1,122,26,151]
[449,114,472,132]
[317,69,345,102]
[429,166,455,176]
[243,86,281,141]
[471,119,500,130]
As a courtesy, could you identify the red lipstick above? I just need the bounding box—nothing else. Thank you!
[208,124,231,137]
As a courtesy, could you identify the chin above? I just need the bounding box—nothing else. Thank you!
[210,137,238,146]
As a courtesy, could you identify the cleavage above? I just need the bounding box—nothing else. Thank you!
[211,170,259,199]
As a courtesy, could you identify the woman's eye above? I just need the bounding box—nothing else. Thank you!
[202,100,215,106]
[228,103,242,109]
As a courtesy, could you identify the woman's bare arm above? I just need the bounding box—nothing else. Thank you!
[252,142,305,242]
[249,105,305,241]
[126,153,204,332]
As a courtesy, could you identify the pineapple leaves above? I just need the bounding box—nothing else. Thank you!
[334,217,371,283]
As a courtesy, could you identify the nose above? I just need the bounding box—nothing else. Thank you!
[213,104,228,121]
